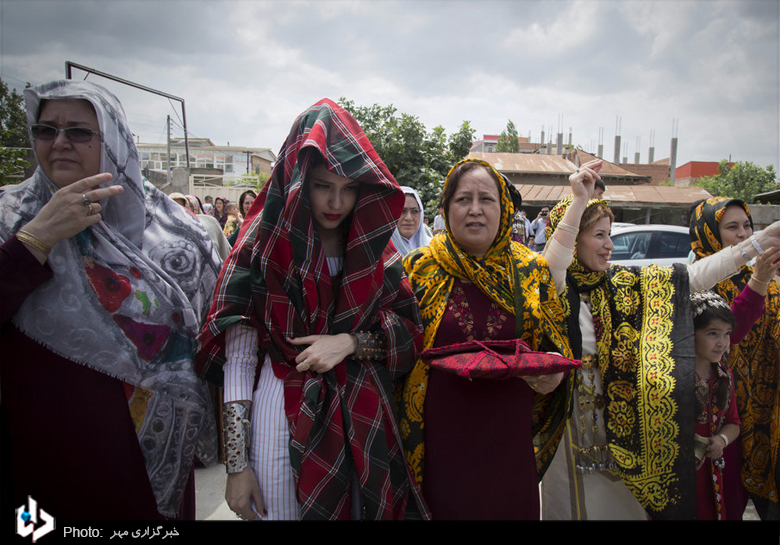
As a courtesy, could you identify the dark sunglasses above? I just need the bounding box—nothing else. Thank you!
[31,124,101,144]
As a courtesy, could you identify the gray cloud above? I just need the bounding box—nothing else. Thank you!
[2,0,777,171]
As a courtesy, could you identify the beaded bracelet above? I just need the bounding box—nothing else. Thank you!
[17,229,51,255]
[750,234,765,255]
[737,241,751,261]
[352,331,387,360]
[223,403,251,474]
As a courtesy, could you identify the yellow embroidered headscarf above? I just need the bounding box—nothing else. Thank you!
[397,158,572,489]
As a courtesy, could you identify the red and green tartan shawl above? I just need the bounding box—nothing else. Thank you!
[196,99,428,520]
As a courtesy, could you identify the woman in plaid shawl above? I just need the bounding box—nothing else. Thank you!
[196,99,428,520]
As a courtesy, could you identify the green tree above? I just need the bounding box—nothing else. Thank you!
[448,120,475,162]
[0,78,31,185]
[495,119,520,153]
[695,160,778,203]
[339,97,472,217]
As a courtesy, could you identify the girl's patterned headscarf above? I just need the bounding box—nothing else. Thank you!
[0,80,221,517]
[690,290,732,318]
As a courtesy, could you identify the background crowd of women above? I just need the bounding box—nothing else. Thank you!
[2,78,780,522]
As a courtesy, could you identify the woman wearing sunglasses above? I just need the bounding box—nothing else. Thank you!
[0,80,222,520]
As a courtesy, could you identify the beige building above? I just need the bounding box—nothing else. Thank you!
[136,137,276,186]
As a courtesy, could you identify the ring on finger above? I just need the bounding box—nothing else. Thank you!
[299,362,310,372]
[87,203,96,216]
[82,194,91,207]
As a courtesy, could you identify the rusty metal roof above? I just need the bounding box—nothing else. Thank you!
[467,151,650,181]
[514,183,713,207]
[468,151,575,174]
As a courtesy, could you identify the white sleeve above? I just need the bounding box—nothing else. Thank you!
[686,246,741,293]
[542,236,575,296]
[223,323,260,403]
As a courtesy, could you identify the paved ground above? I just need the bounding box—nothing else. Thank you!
[194,463,234,521]
[194,462,760,520]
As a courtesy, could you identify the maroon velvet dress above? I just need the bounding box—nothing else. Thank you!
[422,280,538,520]
[0,236,194,521]
[695,361,740,521]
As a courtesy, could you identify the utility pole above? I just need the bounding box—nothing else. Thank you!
[167,115,172,185]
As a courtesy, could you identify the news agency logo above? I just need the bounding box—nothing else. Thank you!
[16,496,55,542]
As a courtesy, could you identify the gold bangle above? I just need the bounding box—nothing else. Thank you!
[556,222,580,235]
[16,229,51,255]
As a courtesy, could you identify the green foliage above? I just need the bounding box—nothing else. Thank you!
[241,171,270,192]
[339,97,474,217]
[695,160,778,203]
[495,119,520,153]
[0,79,31,185]
[0,148,30,186]
[448,120,476,162]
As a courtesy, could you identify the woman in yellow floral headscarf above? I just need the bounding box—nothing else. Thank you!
[396,158,596,520]
[690,197,780,520]
[540,195,780,521]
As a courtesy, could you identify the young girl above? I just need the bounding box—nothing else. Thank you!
[690,290,740,520]
[222,201,240,238]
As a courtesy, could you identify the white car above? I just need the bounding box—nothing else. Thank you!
[609,224,691,267]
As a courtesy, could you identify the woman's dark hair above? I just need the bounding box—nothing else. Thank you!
[441,161,502,216]
[693,303,736,332]
[239,190,257,215]
[212,197,227,218]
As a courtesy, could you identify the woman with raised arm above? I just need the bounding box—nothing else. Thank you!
[540,190,780,520]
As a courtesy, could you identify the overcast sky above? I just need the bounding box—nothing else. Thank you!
[1,0,778,171]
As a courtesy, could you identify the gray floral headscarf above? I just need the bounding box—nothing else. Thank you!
[0,80,221,517]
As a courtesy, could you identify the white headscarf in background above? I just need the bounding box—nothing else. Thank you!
[390,186,433,255]
[0,80,221,517]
